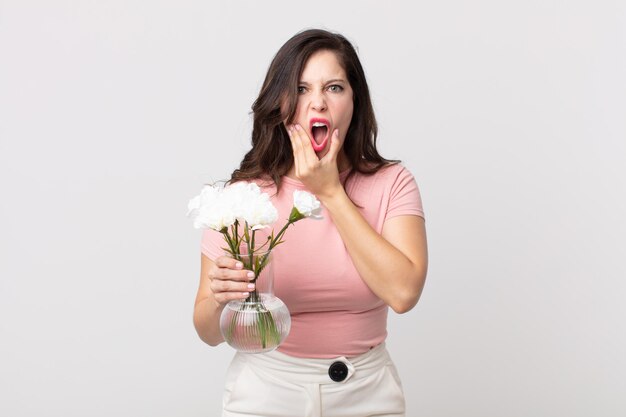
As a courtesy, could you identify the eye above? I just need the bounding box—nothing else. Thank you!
[297,86,307,94]
[328,84,344,93]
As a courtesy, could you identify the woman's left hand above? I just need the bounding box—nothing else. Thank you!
[287,123,344,200]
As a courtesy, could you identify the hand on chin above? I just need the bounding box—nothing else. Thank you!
[286,123,344,199]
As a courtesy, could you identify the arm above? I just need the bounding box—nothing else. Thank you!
[193,254,255,345]
[288,124,428,313]
[322,192,428,313]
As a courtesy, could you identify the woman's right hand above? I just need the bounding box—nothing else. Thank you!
[207,256,256,306]
[194,254,255,345]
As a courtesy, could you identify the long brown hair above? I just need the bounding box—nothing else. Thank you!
[230,28,398,189]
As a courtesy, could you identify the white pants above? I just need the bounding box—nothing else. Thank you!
[222,343,406,417]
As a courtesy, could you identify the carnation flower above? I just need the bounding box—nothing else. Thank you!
[292,190,323,220]
[187,182,321,253]
[187,184,236,231]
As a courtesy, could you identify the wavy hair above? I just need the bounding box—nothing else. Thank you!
[230,28,398,189]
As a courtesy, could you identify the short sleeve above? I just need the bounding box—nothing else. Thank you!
[200,229,227,260]
[386,165,425,221]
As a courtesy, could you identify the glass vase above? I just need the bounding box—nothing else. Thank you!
[219,249,291,353]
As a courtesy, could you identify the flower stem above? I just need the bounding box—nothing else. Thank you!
[270,220,295,248]
[249,228,256,280]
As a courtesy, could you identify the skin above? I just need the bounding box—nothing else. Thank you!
[286,49,354,167]
[193,50,428,346]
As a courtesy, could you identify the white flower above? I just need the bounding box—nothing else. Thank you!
[240,190,278,230]
[187,184,237,231]
[186,184,217,217]
[224,182,278,229]
[187,182,278,231]
[222,182,257,218]
[292,190,322,220]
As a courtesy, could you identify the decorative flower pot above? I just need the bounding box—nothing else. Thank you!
[219,250,291,353]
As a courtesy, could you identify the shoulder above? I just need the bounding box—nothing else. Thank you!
[377,162,413,179]
[344,163,408,200]
[353,162,414,185]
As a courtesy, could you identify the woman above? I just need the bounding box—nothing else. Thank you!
[194,28,428,417]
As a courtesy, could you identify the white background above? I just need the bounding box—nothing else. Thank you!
[1,1,625,416]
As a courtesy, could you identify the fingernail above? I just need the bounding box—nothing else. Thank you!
[247,284,255,289]
[241,292,249,297]
[235,262,243,269]
[247,272,255,279]
[295,124,301,130]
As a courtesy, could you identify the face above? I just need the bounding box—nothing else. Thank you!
[289,50,354,160]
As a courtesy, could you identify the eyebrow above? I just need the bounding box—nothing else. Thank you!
[298,78,346,85]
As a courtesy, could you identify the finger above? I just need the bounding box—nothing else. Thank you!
[294,124,319,166]
[210,279,255,294]
[288,124,307,176]
[212,257,255,282]
[288,124,302,154]
[214,291,251,305]
[287,124,300,155]
[321,128,342,163]
[215,256,244,269]
[213,267,255,282]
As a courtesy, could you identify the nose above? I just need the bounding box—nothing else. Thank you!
[310,91,327,112]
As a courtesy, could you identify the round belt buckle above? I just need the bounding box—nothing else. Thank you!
[328,361,349,382]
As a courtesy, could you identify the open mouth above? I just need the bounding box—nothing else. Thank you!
[309,118,330,152]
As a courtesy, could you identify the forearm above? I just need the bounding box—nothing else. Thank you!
[321,190,427,313]
[193,297,225,346]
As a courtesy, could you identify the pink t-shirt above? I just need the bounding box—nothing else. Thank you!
[201,163,425,358]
